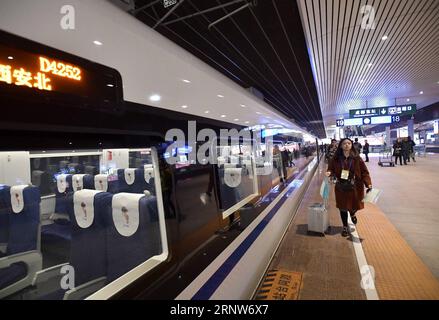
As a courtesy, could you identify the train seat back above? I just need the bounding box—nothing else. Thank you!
[106,193,161,281]
[0,185,42,296]
[70,189,111,287]
[72,174,94,192]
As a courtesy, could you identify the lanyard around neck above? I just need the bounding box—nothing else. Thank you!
[340,157,353,171]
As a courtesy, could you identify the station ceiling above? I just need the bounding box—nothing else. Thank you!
[130,0,326,138]
[297,0,439,135]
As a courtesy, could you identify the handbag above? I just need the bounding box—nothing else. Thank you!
[335,178,355,192]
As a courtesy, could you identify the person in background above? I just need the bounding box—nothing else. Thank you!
[363,140,370,162]
[281,148,289,178]
[273,145,284,183]
[401,137,410,165]
[353,138,363,154]
[325,139,338,163]
[326,138,372,237]
[407,136,416,163]
[393,138,404,165]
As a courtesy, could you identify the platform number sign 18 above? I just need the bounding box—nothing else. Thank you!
[391,116,400,123]
[163,0,177,8]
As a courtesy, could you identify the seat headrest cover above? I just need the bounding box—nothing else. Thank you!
[144,164,153,169]
[112,193,143,237]
[144,168,155,183]
[57,174,71,193]
[10,185,28,213]
[223,163,237,169]
[74,189,103,228]
[124,169,136,185]
[72,174,86,191]
[224,168,242,188]
[94,174,109,191]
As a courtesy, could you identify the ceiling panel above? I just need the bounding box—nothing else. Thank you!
[297,0,439,134]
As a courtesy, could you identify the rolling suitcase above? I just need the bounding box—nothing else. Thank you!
[307,203,329,236]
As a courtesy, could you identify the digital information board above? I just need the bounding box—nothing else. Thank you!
[0,30,122,108]
[349,104,416,118]
[336,115,401,127]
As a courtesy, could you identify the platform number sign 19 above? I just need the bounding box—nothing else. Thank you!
[163,0,177,8]
[336,119,345,127]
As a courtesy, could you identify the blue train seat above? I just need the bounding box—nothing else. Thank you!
[70,190,110,288]
[0,185,42,299]
[106,193,161,282]
[0,185,11,256]
[94,174,119,194]
[40,174,74,243]
[143,166,155,194]
[117,169,145,194]
[71,174,94,191]
[54,174,73,215]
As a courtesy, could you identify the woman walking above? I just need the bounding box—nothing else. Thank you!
[326,138,373,237]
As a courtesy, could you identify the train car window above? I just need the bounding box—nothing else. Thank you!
[0,148,168,300]
[29,152,100,196]
[216,144,259,219]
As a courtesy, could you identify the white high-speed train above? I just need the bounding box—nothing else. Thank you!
[0,0,319,300]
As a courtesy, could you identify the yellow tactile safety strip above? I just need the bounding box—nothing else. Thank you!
[356,204,439,300]
[254,270,303,300]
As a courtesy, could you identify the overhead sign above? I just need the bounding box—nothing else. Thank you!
[349,104,417,118]
[365,115,401,125]
[336,118,363,127]
[337,116,401,127]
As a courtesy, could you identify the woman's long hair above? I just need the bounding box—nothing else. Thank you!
[335,138,359,159]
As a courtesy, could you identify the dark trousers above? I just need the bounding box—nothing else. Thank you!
[340,210,357,227]
[402,152,409,164]
[394,155,403,165]
[364,152,369,162]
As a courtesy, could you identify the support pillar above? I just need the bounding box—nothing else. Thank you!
[385,126,391,147]
[407,119,414,139]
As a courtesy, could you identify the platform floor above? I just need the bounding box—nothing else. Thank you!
[365,153,439,280]
[265,155,439,300]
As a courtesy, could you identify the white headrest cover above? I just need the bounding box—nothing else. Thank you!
[10,185,28,214]
[57,174,70,193]
[124,169,136,185]
[72,174,86,191]
[224,168,242,188]
[94,174,108,192]
[112,193,143,237]
[223,163,237,169]
[74,189,103,228]
[144,168,154,183]
[144,164,153,169]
